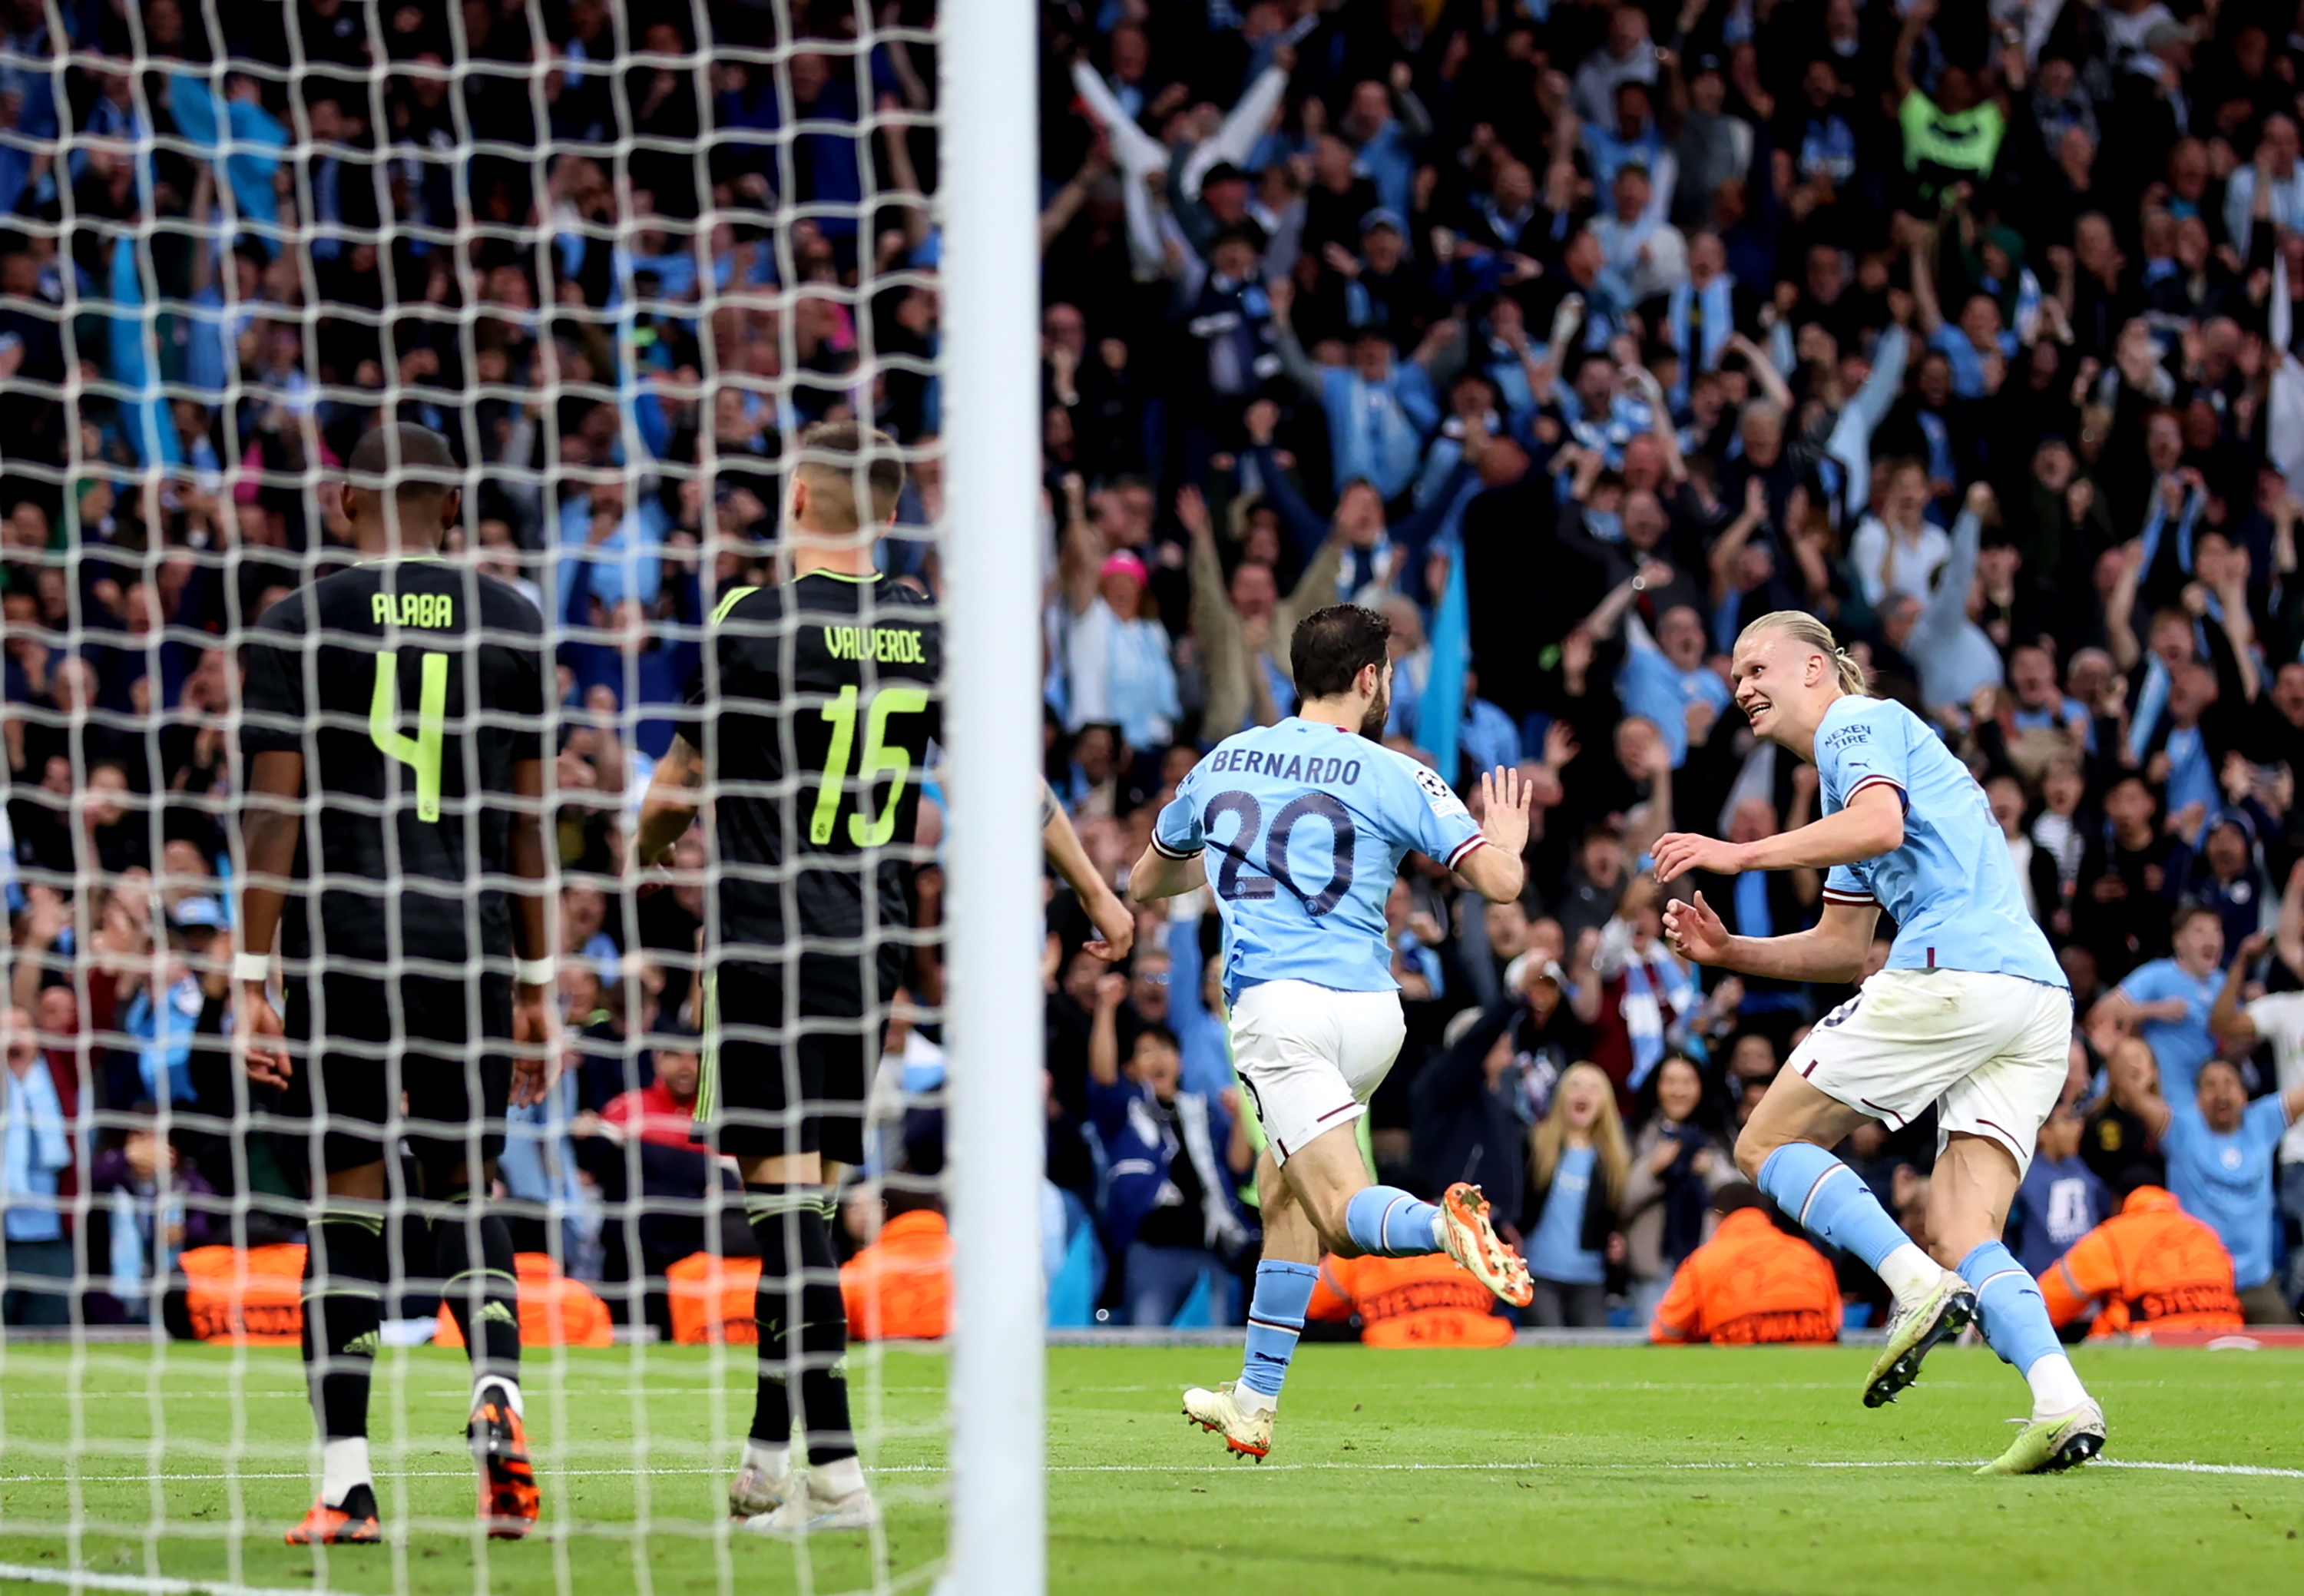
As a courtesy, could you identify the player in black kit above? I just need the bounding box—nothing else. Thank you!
[236,423,554,1544]
[636,420,939,1536]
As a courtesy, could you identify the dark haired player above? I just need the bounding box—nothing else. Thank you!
[635,421,938,1535]
[237,422,554,1543]
[1125,602,1535,1461]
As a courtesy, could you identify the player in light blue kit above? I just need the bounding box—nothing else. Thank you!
[1128,604,1535,1460]
[1651,581,2106,1476]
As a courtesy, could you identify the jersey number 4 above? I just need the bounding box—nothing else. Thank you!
[369,650,448,823]
[811,684,929,846]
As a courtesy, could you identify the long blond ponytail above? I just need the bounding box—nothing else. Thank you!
[1735,611,1868,697]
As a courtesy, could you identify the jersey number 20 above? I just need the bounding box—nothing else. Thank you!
[812,684,929,846]
[369,650,448,822]
[1204,790,1356,915]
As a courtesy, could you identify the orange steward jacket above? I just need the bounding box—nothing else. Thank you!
[1306,1253,1516,1347]
[2038,1185,2242,1339]
[1650,1208,1840,1345]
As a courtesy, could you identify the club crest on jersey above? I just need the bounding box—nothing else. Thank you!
[1413,763,1468,817]
[372,592,454,629]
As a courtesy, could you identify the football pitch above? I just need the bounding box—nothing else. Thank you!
[0,1343,2298,1596]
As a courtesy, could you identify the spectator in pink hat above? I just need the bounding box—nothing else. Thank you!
[1052,515,1179,751]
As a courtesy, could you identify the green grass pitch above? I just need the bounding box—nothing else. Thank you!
[0,1341,2299,1594]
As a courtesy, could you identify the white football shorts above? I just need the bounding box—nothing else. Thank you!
[1226,980,1406,1164]
[1787,966,2074,1177]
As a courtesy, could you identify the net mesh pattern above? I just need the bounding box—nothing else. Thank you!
[0,2,952,1589]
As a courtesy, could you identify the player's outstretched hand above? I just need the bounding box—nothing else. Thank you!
[1478,766,1532,856]
[237,983,292,1090]
[1650,830,1744,884]
[510,982,564,1108]
[631,839,677,899]
[1662,891,1730,965]
[1081,887,1137,963]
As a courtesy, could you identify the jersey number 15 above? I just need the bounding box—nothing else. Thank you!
[813,684,929,847]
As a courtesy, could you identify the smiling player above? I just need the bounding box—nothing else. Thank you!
[1650,572,2104,1475]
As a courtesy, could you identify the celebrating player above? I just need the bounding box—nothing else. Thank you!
[1650,578,2104,1475]
[1127,603,1535,1461]
[635,421,937,1535]
[237,422,554,1542]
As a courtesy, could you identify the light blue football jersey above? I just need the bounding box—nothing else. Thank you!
[1152,718,1485,997]
[1815,695,2068,991]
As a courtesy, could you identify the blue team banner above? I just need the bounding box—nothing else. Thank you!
[1422,549,1469,787]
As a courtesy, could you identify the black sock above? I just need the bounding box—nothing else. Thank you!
[746,1184,804,1447]
[432,1188,521,1393]
[302,1209,385,1444]
[793,1194,855,1465]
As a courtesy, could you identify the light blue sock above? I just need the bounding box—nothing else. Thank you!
[1758,1143,1924,1280]
[1342,1186,1444,1258]
[1237,1261,1319,1399]
[1958,1241,2063,1377]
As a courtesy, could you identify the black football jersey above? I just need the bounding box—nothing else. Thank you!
[239,559,547,971]
[687,572,942,969]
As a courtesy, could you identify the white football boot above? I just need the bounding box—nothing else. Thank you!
[1182,1381,1275,1461]
[744,1462,879,1535]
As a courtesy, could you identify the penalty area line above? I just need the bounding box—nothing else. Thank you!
[1031,1459,2304,1478]
[0,1562,356,1596]
[7,1459,2300,1486]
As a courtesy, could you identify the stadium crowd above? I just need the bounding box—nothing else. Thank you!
[2,0,2302,1339]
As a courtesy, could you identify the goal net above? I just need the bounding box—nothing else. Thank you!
[0,1,1041,1591]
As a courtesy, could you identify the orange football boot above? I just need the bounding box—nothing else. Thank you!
[284,1483,381,1545]
[1439,1182,1535,1307]
[470,1389,541,1538]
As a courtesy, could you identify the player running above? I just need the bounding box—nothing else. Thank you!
[635,421,937,1535]
[1127,603,1535,1461]
[237,422,554,1541]
[1650,584,2104,1475]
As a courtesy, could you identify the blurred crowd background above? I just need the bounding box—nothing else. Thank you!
[1,0,2300,1341]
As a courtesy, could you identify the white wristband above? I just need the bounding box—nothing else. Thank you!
[233,952,272,985]
[515,956,556,986]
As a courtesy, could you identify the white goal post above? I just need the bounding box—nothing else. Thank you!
[937,0,1049,1591]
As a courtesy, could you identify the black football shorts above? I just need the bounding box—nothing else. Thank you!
[278,970,512,1177]
[696,952,898,1165]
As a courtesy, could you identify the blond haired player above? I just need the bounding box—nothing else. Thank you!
[638,422,937,1534]
[1650,549,2104,1475]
